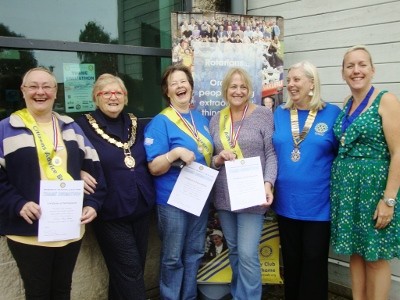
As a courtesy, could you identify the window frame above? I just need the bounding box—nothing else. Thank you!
[0,36,171,58]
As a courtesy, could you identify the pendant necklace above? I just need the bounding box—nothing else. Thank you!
[290,108,317,162]
[85,113,137,168]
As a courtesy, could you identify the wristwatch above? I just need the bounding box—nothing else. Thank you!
[383,197,397,207]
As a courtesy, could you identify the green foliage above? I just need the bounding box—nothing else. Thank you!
[77,21,118,75]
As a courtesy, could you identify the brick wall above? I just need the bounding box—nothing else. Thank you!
[0,210,161,300]
[0,226,108,300]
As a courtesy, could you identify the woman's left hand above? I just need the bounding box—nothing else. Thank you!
[80,206,97,224]
[373,200,394,229]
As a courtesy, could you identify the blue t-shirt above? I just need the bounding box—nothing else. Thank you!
[272,103,340,221]
[144,109,213,205]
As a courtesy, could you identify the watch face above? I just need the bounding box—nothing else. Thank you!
[386,198,396,206]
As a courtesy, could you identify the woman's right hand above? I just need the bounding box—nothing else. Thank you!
[213,150,236,168]
[173,147,196,165]
[149,146,195,176]
[20,201,41,224]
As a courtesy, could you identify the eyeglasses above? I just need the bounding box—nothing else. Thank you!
[97,91,126,99]
[23,85,56,92]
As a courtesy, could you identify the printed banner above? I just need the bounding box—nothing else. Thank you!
[192,42,263,118]
[171,12,285,117]
[197,218,283,284]
[171,11,285,285]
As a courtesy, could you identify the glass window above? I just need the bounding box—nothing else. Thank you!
[0,49,172,119]
[0,0,181,48]
[0,0,183,119]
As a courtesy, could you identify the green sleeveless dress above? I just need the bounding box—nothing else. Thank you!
[330,91,400,261]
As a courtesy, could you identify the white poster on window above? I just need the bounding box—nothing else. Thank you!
[63,63,96,113]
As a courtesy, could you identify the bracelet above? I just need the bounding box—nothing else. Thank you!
[165,153,172,164]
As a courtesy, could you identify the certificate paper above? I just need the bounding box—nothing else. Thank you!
[225,156,265,210]
[38,180,84,242]
[168,162,218,216]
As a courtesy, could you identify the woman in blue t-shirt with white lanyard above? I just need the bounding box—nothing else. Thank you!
[144,64,213,300]
[272,61,340,300]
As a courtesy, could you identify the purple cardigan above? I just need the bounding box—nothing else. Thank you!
[0,113,106,236]
[209,105,277,214]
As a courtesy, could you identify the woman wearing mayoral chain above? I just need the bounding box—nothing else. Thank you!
[330,45,400,300]
[76,74,155,300]
[144,64,213,300]
[209,67,277,299]
[272,61,340,300]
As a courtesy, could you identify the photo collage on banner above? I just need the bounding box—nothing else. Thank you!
[171,11,284,285]
[171,12,284,117]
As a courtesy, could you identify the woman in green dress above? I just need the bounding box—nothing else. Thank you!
[330,45,400,300]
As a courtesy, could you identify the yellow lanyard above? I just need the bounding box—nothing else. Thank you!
[161,107,212,166]
[14,109,72,180]
[219,106,246,159]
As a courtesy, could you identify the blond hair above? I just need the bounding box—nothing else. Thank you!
[221,68,253,103]
[92,73,128,106]
[284,61,325,111]
[342,45,374,70]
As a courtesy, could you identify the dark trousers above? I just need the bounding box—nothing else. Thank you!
[7,238,82,300]
[277,215,330,300]
[93,213,151,300]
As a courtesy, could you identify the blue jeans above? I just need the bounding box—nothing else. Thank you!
[157,203,209,300]
[218,210,264,300]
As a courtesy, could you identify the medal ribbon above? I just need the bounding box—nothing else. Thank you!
[13,108,72,180]
[290,108,317,148]
[230,104,248,148]
[219,105,248,159]
[169,105,200,143]
[341,85,374,133]
[161,106,212,166]
[52,115,58,151]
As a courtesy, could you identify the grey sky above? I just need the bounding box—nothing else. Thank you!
[0,0,118,40]
[0,0,118,79]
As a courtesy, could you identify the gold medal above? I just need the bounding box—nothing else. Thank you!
[52,155,62,166]
[124,155,135,168]
[291,147,301,162]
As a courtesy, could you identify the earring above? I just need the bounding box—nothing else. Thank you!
[308,90,314,96]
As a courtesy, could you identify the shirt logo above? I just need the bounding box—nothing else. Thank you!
[144,137,154,145]
[314,122,328,136]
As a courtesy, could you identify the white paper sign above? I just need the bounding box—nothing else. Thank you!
[38,180,84,242]
[167,162,219,216]
[225,156,266,210]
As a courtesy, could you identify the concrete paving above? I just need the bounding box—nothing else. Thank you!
[262,285,351,299]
